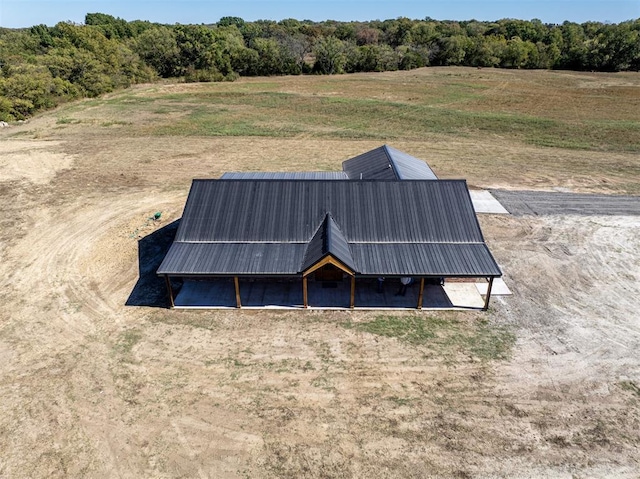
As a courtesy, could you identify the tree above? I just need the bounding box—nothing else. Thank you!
[251,38,295,75]
[279,32,313,73]
[383,17,414,47]
[334,23,357,42]
[501,37,537,68]
[466,36,504,67]
[356,27,380,46]
[218,16,245,29]
[411,21,438,46]
[432,35,473,65]
[135,26,180,77]
[398,46,429,70]
[313,36,346,74]
[591,22,640,71]
[351,44,399,72]
[174,24,236,77]
[558,22,588,69]
[85,13,132,39]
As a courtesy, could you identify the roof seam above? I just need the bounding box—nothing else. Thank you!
[348,241,489,245]
[172,240,488,245]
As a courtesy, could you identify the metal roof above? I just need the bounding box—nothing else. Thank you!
[342,145,438,180]
[350,243,500,276]
[158,179,501,277]
[156,242,305,275]
[221,171,348,180]
[302,214,356,272]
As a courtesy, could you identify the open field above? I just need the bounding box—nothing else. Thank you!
[1,67,639,477]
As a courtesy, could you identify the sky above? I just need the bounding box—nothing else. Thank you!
[1,0,638,28]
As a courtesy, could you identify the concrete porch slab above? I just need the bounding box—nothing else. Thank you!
[470,190,510,214]
[442,283,486,309]
[173,278,488,310]
[475,278,512,296]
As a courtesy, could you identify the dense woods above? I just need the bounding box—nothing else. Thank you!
[1,13,639,120]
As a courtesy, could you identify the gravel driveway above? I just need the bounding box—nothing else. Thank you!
[491,189,640,216]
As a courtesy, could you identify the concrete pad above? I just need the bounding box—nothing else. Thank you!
[174,280,238,308]
[174,278,488,310]
[469,190,510,214]
[476,278,512,296]
[443,283,486,309]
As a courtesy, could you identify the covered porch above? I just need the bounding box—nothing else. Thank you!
[165,276,497,310]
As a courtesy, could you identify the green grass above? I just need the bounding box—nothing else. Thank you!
[343,315,515,361]
[121,90,637,150]
[47,69,640,155]
[56,117,81,125]
[113,329,142,355]
[46,68,640,152]
[101,120,132,127]
[620,380,640,397]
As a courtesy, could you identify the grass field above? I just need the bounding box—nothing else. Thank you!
[1,67,639,478]
[34,67,640,194]
[69,70,640,151]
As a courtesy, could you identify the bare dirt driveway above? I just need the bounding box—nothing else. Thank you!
[1,72,639,477]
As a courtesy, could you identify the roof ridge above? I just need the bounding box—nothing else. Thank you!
[382,144,402,180]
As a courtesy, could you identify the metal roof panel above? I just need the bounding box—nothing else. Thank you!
[160,179,501,277]
[221,171,348,180]
[342,145,438,180]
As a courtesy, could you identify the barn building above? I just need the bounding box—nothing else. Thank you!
[157,146,502,309]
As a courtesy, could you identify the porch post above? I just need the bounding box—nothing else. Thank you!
[350,275,355,309]
[164,275,175,309]
[417,277,425,310]
[234,276,242,308]
[483,277,494,311]
[303,276,308,309]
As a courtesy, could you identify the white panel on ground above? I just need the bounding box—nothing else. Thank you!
[475,278,512,295]
[469,190,510,214]
[442,283,486,309]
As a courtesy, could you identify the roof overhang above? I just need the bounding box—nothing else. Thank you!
[302,254,355,277]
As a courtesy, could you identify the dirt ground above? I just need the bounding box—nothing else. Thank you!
[1,77,640,477]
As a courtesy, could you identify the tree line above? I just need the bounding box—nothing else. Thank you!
[1,13,639,120]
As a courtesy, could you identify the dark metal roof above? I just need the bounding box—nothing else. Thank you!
[157,179,501,277]
[157,242,305,275]
[350,243,500,276]
[302,214,356,272]
[342,145,438,180]
[172,180,483,243]
[221,171,348,180]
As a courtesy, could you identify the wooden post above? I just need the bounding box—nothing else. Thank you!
[350,276,356,309]
[234,276,242,309]
[417,277,425,310]
[303,276,308,309]
[164,275,175,309]
[483,277,494,311]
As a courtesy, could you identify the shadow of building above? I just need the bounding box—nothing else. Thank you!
[126,219,180,308]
